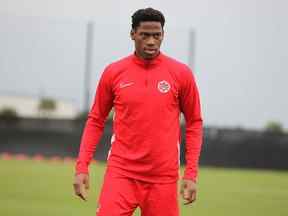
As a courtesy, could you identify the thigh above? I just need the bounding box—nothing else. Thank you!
[140,182,179,216]
[96,169,138,216]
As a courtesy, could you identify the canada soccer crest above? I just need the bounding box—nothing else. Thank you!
[157,80,170,93]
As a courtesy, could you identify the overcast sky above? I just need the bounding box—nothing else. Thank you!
[0,0,287,129]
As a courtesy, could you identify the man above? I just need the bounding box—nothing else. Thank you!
[73,7,203,216]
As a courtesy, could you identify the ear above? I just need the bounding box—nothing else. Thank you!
[161,29,165,39]
[130,29,135,40]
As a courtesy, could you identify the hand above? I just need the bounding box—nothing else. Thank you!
[180,179,197,205]
[73,173,89,201]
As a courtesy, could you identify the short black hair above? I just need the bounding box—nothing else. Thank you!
[131,8,165,30]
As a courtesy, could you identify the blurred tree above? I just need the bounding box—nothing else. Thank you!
[0,107,19,124]
[38,98,57,118]
[265,121,284,134]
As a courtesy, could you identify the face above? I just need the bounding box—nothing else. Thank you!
[131,21,164,60]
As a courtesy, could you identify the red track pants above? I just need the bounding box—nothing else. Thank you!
[96,167,179,216]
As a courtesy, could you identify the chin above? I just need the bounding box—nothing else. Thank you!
[143,52,158,60]
[144,55,154,60]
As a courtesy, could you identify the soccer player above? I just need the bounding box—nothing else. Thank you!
[73,8,203,216]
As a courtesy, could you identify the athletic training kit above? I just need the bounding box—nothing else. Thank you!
[75,52,203,215]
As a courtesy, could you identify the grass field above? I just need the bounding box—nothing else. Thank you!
[0,159,288,216]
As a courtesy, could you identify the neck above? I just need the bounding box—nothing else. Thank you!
[132,51,163,67]
[135,51,160,61]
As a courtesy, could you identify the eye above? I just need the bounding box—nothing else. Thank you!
[140,32,150,38]
[153,33,161,39]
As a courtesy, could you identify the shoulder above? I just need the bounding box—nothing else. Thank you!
[104,55,133,73]
[162,54,195,83]
[100,55,133,82]
[162,54,188,69]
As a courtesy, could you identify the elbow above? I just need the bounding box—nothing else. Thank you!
[86,113,106,130]
[187,116,203,128]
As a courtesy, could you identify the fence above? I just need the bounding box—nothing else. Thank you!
[1,119,288,169]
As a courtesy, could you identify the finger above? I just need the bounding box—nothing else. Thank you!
[182,189,193,205]
[191,190,197,202]
[183,199,193,205]
[73,183,87,201]
[183,198,193,205]
[78,192,87,201]
[183,194,193,205]
[183,189,192,200]
[73,183,81,195]
[180,185,184,195]
[79,185,87,201]
[84,178,90,190]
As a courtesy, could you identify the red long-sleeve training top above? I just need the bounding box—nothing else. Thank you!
[75,52,203,183]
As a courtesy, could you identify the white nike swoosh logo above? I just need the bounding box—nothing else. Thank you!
[119,82,134,89]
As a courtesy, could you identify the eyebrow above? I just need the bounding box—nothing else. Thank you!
[140,32,162,35]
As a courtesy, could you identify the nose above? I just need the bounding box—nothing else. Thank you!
[146,36,156,46]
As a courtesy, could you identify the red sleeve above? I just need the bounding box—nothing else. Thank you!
[75,66,114,174]
[179,66,203,182]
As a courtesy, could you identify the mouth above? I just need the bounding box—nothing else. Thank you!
[144,48,158,55]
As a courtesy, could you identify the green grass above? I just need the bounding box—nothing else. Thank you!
[0,159,288,216]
